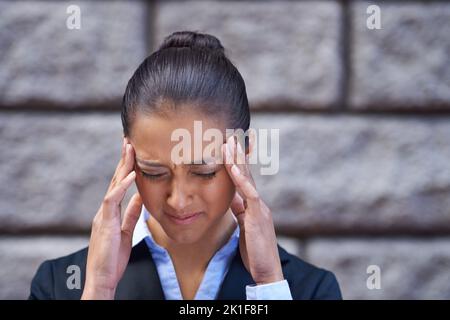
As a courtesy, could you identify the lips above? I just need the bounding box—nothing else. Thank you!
[175,213,198,219]
[165,211,203,225]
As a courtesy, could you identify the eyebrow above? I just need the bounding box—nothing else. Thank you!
[135,158,166,168]
[135,157,218,167]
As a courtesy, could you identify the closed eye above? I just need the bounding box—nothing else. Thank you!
[141,171,217,180]
[192,171,216,179]
[141,171,166,180]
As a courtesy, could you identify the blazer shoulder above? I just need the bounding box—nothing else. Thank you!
[29,247,88,300]
[277,244,342,300]
[28,241,157,300]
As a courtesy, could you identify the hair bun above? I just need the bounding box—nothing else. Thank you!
[159,31,225,55]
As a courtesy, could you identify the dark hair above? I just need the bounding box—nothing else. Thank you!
[121,31,250,147]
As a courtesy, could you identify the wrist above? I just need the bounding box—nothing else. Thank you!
[81,280,116,300]
[254,272,284,285]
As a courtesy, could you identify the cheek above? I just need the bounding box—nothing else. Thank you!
[135,175,165,215]
[200,170,236,211]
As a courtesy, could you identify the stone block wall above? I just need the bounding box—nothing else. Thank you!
[1,0,449,299]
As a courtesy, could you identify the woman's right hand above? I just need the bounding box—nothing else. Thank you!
[81,138,143,300]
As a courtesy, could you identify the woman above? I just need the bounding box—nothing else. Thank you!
[29,31,342,300]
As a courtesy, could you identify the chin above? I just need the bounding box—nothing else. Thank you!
[166,229,203,244]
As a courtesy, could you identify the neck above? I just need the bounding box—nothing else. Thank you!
[147,210,238,273]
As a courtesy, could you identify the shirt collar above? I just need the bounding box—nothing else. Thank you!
[132,206,240,248]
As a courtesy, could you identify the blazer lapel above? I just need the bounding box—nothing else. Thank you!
[217,249,254,300]
[114,241,291,300]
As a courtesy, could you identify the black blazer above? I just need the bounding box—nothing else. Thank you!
[29,240,342,300]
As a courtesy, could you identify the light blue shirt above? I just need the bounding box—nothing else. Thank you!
[132,206,293,300]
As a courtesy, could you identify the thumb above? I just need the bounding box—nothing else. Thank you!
[121,193,143,237]
[230,192,246,226]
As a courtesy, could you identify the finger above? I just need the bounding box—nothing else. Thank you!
[121,136,127,159]
[116,143,135,182]
[107,137,127,192]
[231,135,246,166]
[226,135,245,174]
[115,137,127,174]
[222,142,245,199]
[230,164,259,203]
[225,135,240,169]
[234,138,255,186]
[229,135,256,188]
[103,171,136,215]
[229,192,246,226]
[247,128,256,158]
[121,193,143,237]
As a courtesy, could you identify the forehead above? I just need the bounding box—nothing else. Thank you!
[130,110,227,163]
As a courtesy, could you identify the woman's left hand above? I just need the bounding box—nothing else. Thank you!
[222,134,284,285]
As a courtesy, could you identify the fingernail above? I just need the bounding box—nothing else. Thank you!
[231,165,240,176]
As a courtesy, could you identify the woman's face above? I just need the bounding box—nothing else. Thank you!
[129,109,236,244]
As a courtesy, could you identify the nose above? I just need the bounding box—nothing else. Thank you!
[166,178,193,213]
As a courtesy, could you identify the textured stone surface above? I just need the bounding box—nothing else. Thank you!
[155,1,342,110]
[3,112,450,236]
[0,1,148,109]
[0,236,89,299]
[350,2,450,110]
[250,114,450,235]
[277,236,304,259]
[0,112,127,232]
[306,238,450,299]
[2,0,450,301]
